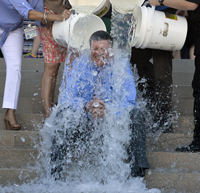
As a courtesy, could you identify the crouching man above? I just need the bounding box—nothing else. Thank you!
[48,30,150,180]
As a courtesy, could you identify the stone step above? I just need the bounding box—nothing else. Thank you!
[0,130,40,149]
[0,111,194,135]
[0,58,44,71]
[0,168,37,187]
[146,152,200,173]
[0,130,193,151]
[0,149,38,168]
[173,85,193,99]
[145,171,200,193]
[0,113,43,131]
[0,139,198,171]
[172,59,194,73]
[0,97,194,115]
[0,168,200,192]
[146,133,193,152]
[0,111,194,131]
[0,83,60,99]
[0,97,43,114]
[0,168,199,192]
[0,58,195,71]
[0,70,194,85]
[0,83,193,100]
[0,146,198,167]
[0,71,63,85]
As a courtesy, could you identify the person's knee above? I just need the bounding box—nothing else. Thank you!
[44,63,60,77]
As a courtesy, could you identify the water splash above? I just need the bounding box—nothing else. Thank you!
[0,6,163,193]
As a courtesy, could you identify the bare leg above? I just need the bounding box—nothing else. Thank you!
[4,109,20,127]
[189,44,195,60]
[32,36,41,56]
[41,63,60,118]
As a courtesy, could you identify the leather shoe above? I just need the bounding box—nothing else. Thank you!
[175,141,200,152]
[131,167,148,178]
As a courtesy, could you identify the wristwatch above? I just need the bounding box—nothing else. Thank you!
[158,0,164,6]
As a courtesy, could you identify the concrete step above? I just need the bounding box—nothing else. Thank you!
[0,113,43,131]
[0,70,194,85]
[146,133,193,152]
[145,171,200,193]
[1,168,200,192]
[0,131,192,151]
[0,131,193,152]
[172,85,193,99]
[0,112,194,132]
[0,136,197,170]
[0,97,43,114]
[0,149,38,168]
[0,130,39,149]
[0,58,44,71]
[146,152,200,173]
[0,169,37,187]
[1,169,200,193]
[0,97,194,115]
[0,71,63,85]
[0,83,60,99]
[0,58,195,71]
[173,116,194,134]
[172,59,194,73]
[0,83,193,100]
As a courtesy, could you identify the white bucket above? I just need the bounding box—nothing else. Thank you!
[52,14,107,50]
[109,0,144,14]
[132,6,188,51]
[69,0,110,17]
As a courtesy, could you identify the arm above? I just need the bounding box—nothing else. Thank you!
[148,0,199,10]
[59,61,87,109]
[8,0,71,24]
[105,61,136,116]
[28,9,71,23]
[119,62,136,109]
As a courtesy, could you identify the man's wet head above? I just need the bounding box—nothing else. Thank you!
[89,30,113,68]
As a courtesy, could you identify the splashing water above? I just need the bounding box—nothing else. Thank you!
[0,7,163,193]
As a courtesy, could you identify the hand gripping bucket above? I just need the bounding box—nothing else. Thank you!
[132,6,188,51]
[52,14,107,50]
[109,0,144,14]
[68,0,110,17]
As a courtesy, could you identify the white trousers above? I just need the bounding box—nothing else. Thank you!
[0,28,24,110]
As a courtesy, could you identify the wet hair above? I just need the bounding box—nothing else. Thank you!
[89,30,113,47]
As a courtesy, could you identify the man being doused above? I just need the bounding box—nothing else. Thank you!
[47,30,150,180]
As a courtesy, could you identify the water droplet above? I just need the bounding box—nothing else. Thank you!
[92,70,98,76]
[93,102,99,107]
[21,137,25,142]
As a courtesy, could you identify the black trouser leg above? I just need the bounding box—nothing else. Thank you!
[130,48,155,111]
[128,108,150,177]
[50,106,91,180]
[192,38,200,142]
[50,130,67,180]
[152,49,173,126]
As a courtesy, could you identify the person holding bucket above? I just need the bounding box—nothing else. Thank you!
[0,0,71,130]
[130,1,177,133]
[37,0,72,118]
[148,0,200,152]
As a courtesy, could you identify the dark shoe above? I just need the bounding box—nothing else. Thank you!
[175,141,200,152]
[150,121,173,133]
[162,124,173,133]
[131,167,147,178]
